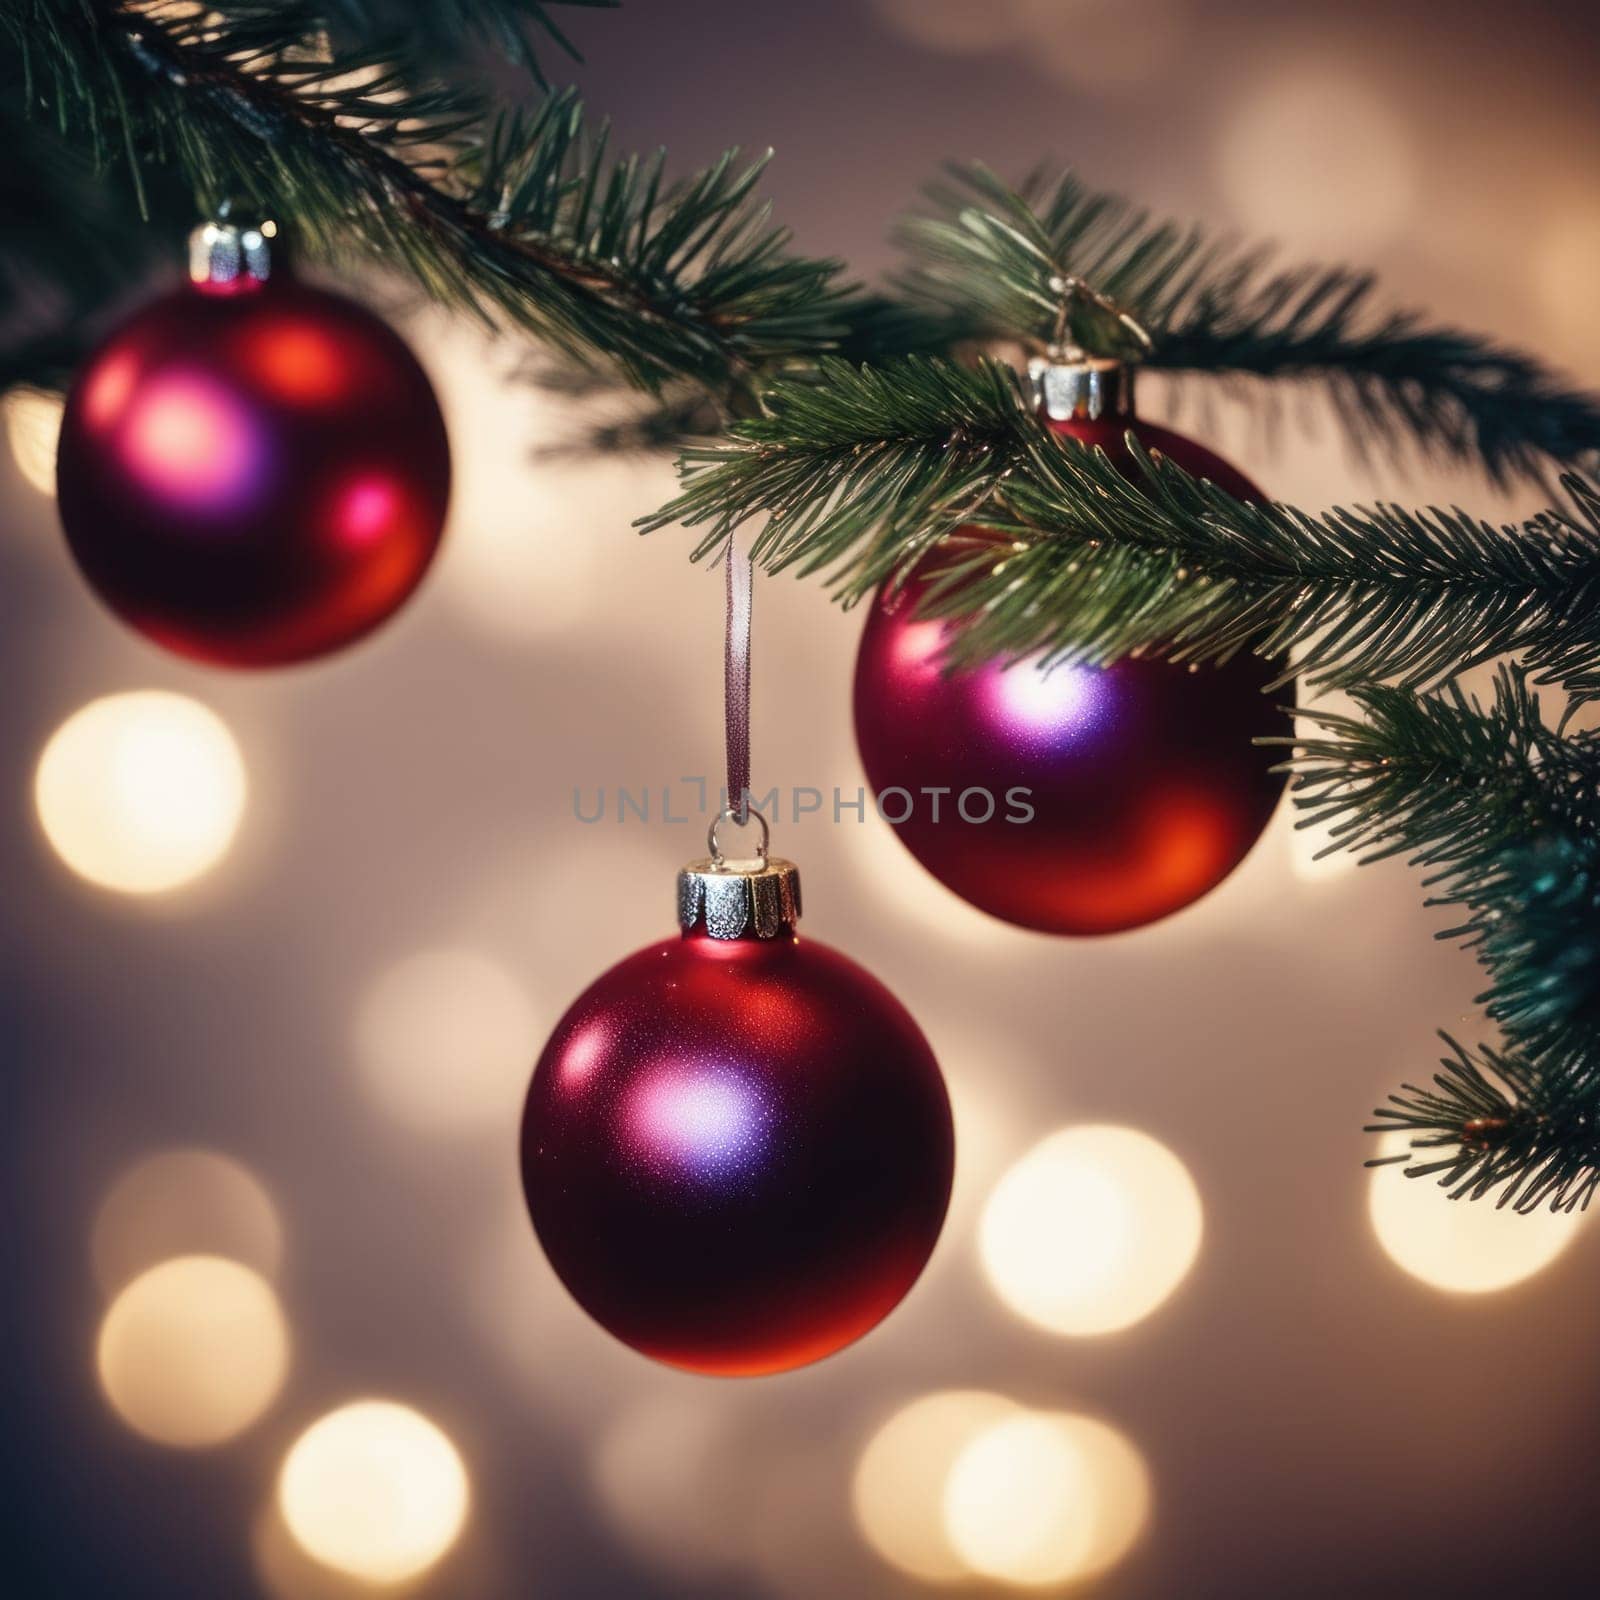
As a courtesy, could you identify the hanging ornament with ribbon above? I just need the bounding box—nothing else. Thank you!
[520,547,955,1376]
[853,280,1291,935]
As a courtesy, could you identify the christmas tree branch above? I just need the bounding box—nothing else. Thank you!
[1282,674,1600,1207]
[316,0,616,89]
[4,0,860,392]
[1284,675,1600,1060]
[1370,1038,1600,1212]
[645,355,1600,697]
[897,165,1600,484]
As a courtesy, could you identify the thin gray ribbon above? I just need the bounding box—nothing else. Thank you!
[724,536,752,825]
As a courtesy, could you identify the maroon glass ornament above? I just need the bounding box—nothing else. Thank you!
[853,356,1290,935]
[56,219,449,667]
[521,818,954,1376]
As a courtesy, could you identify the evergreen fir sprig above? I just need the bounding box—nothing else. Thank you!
[316,0,615,87]
[896,164,1600,483]
[1369,1038,1600,1212]
[640,355,1031,577]
[647,353,1600,695]
[1282,674,1600,1206]
[4,0,856,392]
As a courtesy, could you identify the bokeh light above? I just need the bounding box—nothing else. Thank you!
[1216,71,1418,256]
[944,1411,1151,1587]
[278,1400,470,1585]
[853,1390,1023,1582]
[34,691,247,895]
[871,0,1019,54]
[980,1125,1203,1335]
[93,1148,283,1297]
[1368,1130,1585,1294]
[1011,0,1189,91]
[4,386,63,495]
[96,1255,289,1447]
[421,321,620,645]
[353,947,539,1133]
[1533,205,1600,373]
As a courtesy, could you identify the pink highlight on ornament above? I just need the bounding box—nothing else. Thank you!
[987,658,1108,744]
[335,476,401,547]
[120,374,264,513]
[892,619,948,678]
[558,1021,610,1090]
[83,352,141,431]
[626,1060,772,1180]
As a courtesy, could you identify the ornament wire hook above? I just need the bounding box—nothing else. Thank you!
[1045,273,1155,363]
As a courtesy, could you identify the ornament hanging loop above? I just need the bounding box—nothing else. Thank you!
[707,803,769,868]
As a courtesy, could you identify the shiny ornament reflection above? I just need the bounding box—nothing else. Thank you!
[354,947,539,1133]
[56,271,449,667]
[980,1125,1203,1335]
[853,1390,1023,1582]
[93,1148,283,1296]
[35,690,247,894]
[854,408,1288,935]
[278,1401,470,1585]
[1368,1131,1584,1293]
[96,1255,289,1447]
[4,387,63,495]
[522,929,953,1376]
[944,1411,1151,1587]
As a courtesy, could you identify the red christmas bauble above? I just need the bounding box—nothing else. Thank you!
[521,865,953,1376]
[853,369,1290,935]
[56,232,449,667]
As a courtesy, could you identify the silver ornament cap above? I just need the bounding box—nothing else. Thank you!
[1026,353,1136,422]
[678,808,801,940]
[188,217,274,291]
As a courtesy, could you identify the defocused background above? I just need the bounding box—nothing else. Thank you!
[6,1,1600,1595]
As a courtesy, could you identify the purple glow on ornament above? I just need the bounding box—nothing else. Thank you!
[120,374,266,513]
[986,658,1109,746]
[626,1058,773,1181]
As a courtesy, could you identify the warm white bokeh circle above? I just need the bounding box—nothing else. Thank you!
[980,1125,1203,1335]
[1368,1131,1584,1293]
[853,1390,1023,1582]
[353,946,539,1132]
[92,1148,283,1297]
[944,1411,1151,1588]
[1216,72,1418,256]
[35,691,247,894]
[278,1401,470,1584]
[5,387,63,495]
[1533,206,1600,374]
[96,1255,290,1447]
